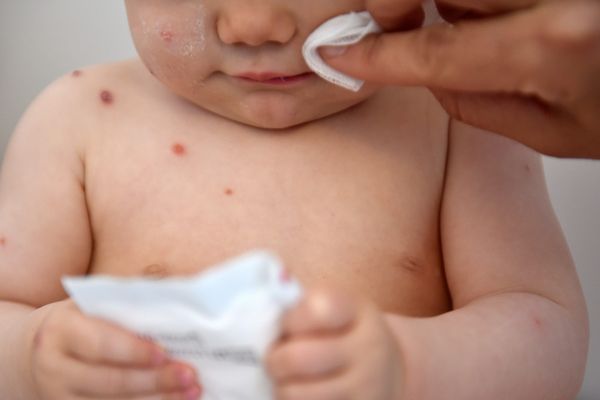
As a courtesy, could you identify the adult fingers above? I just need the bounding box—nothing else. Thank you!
[435,0,541,21]
[325,1,598,99]
[366,0,426,31]
[431,89,587,157]
[322,9,531,91]
[68,361,199,397]
[281,289,358,337]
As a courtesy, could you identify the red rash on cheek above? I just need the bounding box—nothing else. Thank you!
[172,143,186,156]
[100,90,114,105]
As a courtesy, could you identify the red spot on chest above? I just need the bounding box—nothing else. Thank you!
[160,30,175,43]
[100,90,114,105]
[33,329,44,349]
[172,143,186,156]
[0,237,5,247]
[225,188,234,196]
[71,70,82,78]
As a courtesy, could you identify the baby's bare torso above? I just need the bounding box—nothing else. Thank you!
[82,61,450,317]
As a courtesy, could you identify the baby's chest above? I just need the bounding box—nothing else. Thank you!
[86,123,450,316]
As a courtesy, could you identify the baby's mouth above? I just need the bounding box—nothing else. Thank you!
[235,72,315,85]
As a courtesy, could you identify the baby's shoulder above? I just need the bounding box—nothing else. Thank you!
[14,60,139,140]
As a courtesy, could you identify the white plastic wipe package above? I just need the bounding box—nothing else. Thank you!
[62,251,303,400]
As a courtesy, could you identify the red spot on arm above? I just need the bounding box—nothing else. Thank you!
[160,30,174,43]
[100,90,114,105]
[224,188,234,196]
[532,315,544,331]
[71,70,82,78]
[172,143,186,156]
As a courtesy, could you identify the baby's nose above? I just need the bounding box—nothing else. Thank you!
[217,3,297,46]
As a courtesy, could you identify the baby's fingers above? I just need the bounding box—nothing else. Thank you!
[57,312,166,367]
[68,361,201,399]
[275,376,350,400]
[267,337,348,383]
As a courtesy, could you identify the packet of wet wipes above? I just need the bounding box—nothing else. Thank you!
[62,251,303,400]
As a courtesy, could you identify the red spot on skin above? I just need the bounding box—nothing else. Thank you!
[224,188,234,196]
[160,30,174,43]
[280,269,291,282]
[0,236,5,247]
[33,329,44,349]
[172,143,186,156]
[100,90,114,105]
[533,316,544,330]
[71,70,82,77]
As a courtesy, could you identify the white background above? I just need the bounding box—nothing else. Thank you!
[1,1,598,398]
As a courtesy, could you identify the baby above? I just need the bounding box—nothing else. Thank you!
[0,1,589,400]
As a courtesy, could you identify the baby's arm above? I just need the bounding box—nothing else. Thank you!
[0,76,199,399]
[0,76,93,398]
[387,121,589,399]
[267,118,587,400]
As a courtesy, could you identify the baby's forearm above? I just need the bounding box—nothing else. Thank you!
[387,292,588,400]
[0,301,46,400]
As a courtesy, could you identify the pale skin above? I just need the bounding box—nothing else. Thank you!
[323,0,600,159]
[0,1,589,400]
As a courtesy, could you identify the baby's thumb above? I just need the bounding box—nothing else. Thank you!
[281,289,357,337]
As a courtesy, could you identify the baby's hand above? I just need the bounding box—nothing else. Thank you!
[267,289,403,400]
[28,300,202,400]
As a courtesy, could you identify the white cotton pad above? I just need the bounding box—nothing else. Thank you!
[63,251,303,400]
[302,11,381,92]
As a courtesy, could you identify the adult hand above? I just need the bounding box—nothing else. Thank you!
[323,0,600,159]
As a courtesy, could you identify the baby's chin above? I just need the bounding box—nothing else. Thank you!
[200,90,374,130]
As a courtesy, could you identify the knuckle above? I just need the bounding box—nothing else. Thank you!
[542,0,600,49]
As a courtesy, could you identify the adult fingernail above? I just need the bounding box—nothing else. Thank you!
[321,45,348,58]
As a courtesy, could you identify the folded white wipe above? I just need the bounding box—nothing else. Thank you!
[302,11,382,92]
[62,251,303,400]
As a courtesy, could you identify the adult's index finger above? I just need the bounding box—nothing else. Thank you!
[367,0,426,30]
[322,10,539,93]
[435,0,541,16]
